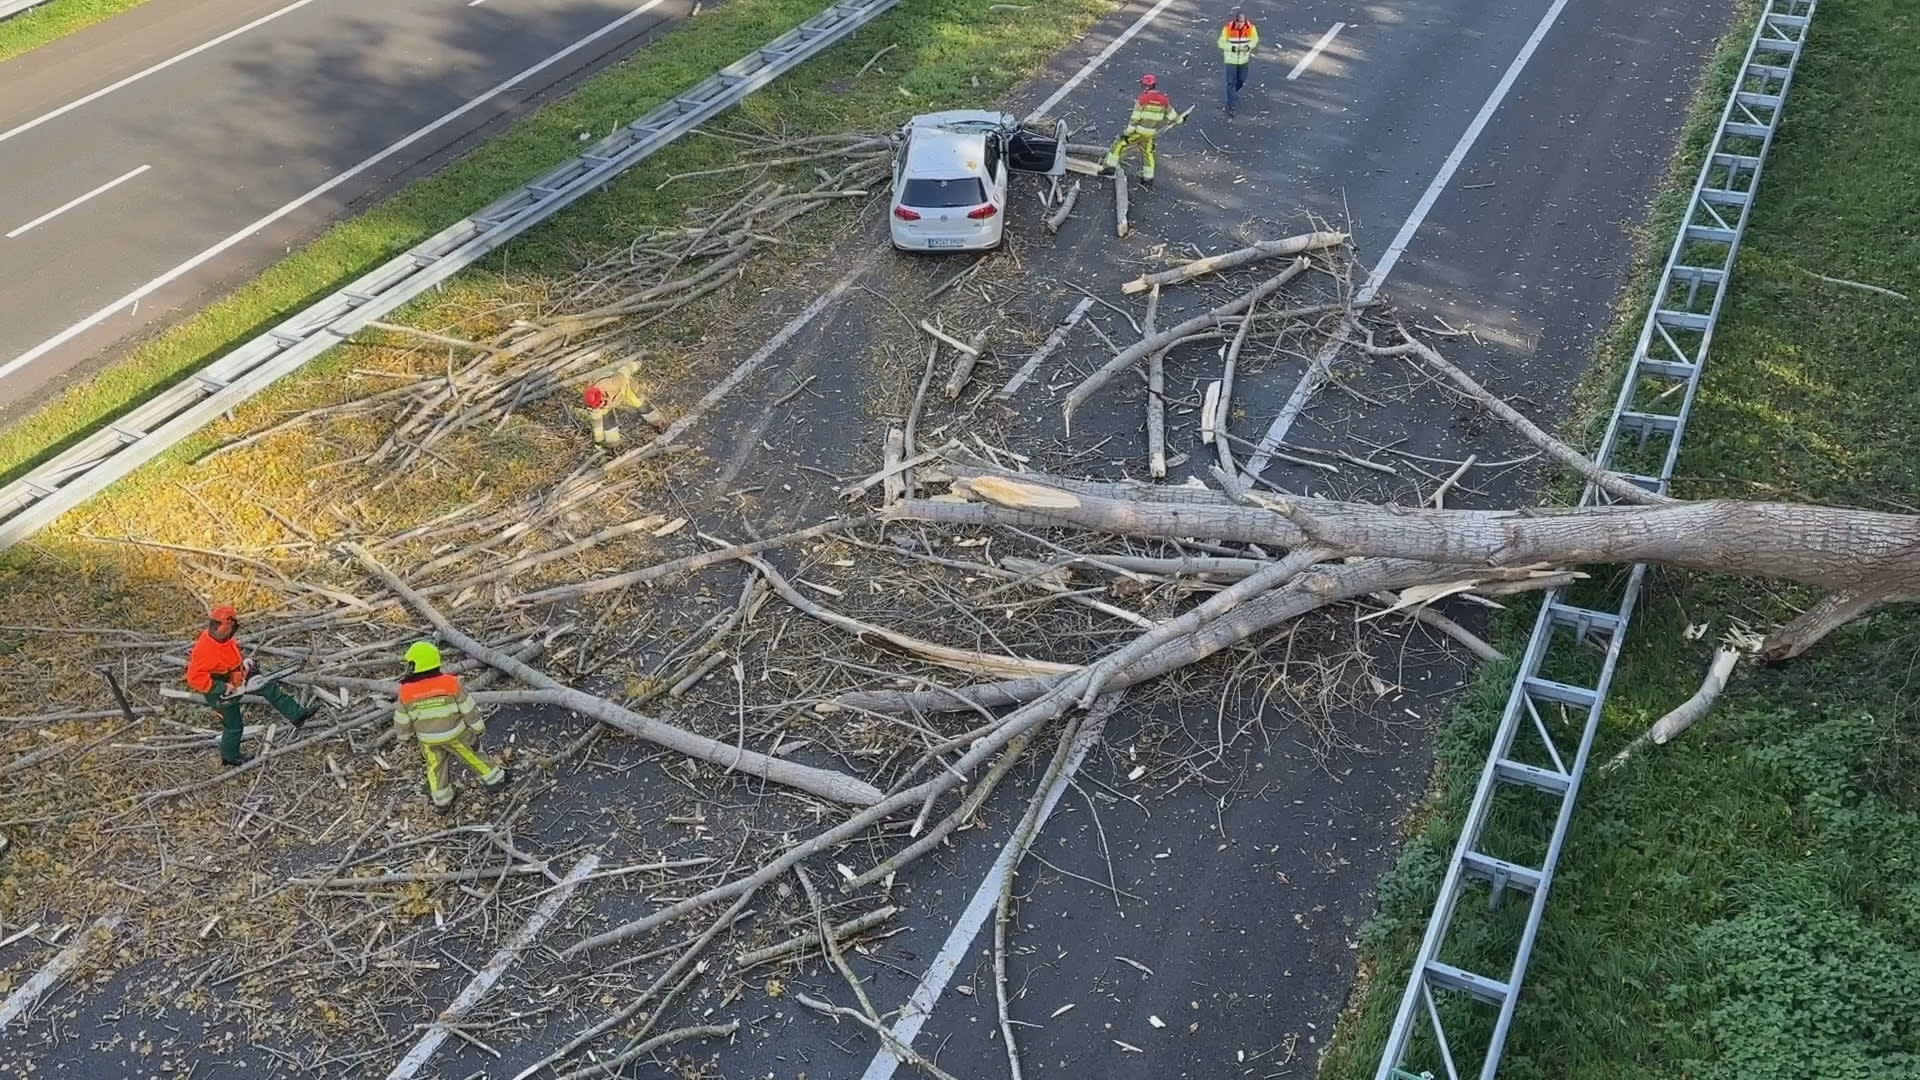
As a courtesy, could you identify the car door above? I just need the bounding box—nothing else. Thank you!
[983,133,1009,208]
[1006,119,1069,177]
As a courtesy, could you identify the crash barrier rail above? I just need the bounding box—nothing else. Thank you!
[0,0,902,550]
[1372,2,1817,1077]
[0,0,54,20]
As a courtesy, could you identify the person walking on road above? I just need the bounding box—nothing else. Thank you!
[583,361,667,448]
[393,642,510,813]
[1219,9,1260,115]
[1105,74,1183,187]
[185,604,311,767]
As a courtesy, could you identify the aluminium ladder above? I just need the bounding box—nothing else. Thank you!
[1375,2,1818,1077]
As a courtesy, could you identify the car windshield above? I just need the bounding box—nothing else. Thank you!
[901,177,986,208]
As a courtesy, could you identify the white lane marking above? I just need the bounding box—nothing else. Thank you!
[0,0,671,382]
[1243,0,1575,472]
[0,0,322,147]
[384,854,600,1080]
[6,164,151,239]
[1286,21,1346,80]
[469,0,489,6]
[0,913,124,1029]
[858,735,1096,1080]
[1025,0,1180,122]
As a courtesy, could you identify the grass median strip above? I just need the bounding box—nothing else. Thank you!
[0,0,149,65]
[1322,1,1920,1076]
[0,0,1111,488]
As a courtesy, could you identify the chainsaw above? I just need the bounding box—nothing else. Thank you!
[222,662,304,701]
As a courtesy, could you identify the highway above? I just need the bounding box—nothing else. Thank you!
[0,0,693,415]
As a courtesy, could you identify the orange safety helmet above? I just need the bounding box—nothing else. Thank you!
[209,604,237,623]
[1139,73,1157,89]
[583,384,609,410]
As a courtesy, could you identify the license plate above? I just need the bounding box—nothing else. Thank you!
[926,238,966,249]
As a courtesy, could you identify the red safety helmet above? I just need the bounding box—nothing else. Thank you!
[583,385,608,410]
[1139,73,1157,89]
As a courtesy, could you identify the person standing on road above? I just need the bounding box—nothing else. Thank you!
[184,604,311,767]
[1219,9,1260,115]
[393,641,510,813]
[583,361,667,448]
[1105,74,1182,187]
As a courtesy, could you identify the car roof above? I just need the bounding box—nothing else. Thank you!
[907,109,1014,132]
[903,127,988,178]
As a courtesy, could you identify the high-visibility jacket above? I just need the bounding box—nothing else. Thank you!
[587,368,648,412]
[185,630,246,693]
[1219,20,1259,65]
[394,669,481,744]
[1126,90,1176,135]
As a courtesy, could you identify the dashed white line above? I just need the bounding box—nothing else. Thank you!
[1244,0,1576,473]
[0,0,322,147]
[0,0,670,382]
[6,164,151,239]
[1287,21,1346,80]
[1025,0,1181,122]
[384,854,600,1080]
[0,913,124,1029]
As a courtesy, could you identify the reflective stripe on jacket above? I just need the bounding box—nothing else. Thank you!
[1127,90,1175,134]
[1219,21,1258,64]
[185,631,245,693]
[395,670,478,743]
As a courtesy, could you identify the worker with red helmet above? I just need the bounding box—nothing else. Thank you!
[1104,73,1183,186]
[582,360,667,448]
[184,604,312,766]
[1218,9,1260,115]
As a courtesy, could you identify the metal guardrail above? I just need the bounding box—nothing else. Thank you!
[0,0,54,21]
[0,0,901,550]
[1374,2,1818,1077]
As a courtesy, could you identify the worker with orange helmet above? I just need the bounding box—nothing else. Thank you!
[1218,8,1260,115]
[184,604,312,766]
[1104,73,1184,186]
[582,361,667,448]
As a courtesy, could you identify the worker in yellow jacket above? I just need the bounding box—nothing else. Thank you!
[1219,10,1260,115]
[582,361,667,447]
[394,642,510,812]
[1105,74,1182,187]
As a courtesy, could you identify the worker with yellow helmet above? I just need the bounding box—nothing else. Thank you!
[394,641,510,812]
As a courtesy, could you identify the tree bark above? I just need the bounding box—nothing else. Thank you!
[1119,231,1348,294]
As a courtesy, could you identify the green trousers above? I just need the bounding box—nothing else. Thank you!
[203,684,305,764]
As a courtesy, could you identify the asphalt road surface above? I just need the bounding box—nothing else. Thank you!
[0,0,1731,1075]
[0,0,695,416]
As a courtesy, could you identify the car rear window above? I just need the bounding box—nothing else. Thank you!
[901,177,986,208]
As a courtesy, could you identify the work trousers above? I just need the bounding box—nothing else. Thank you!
[1105,131,1159,181]
[590,405,665,447]
[203,684,305,765]
[1223,62,1249,110]
[421,733,506,808]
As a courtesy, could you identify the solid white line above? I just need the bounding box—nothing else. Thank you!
[858,735,1096,1080]
[0,913,124,1029]
[6,164,151,239]
[0,0,322,147]
[0,0,670,383]
[384,854,600,1080]
[1025,0,1180,122]
[1286,21,1346,80]
[1243,0,1575,474]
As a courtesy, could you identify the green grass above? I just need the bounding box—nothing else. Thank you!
[0,0,1114,485]
[0,0,148,64]
[1322,1,1920,1077]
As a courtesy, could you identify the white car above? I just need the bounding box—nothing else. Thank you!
[890,110,1067,253]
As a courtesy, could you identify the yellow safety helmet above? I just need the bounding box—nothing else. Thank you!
[405,641,442,673]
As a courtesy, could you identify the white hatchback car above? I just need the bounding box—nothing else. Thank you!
[890,110,1067,253]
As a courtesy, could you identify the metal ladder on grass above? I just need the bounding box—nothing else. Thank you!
[1374,2,1817,1076]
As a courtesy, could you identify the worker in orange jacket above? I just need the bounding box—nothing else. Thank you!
[582,361,667,448]
[1105,74,1182,186]
[185,604,311,766]
[394,641,510,812]
[1218,10,1260,115]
